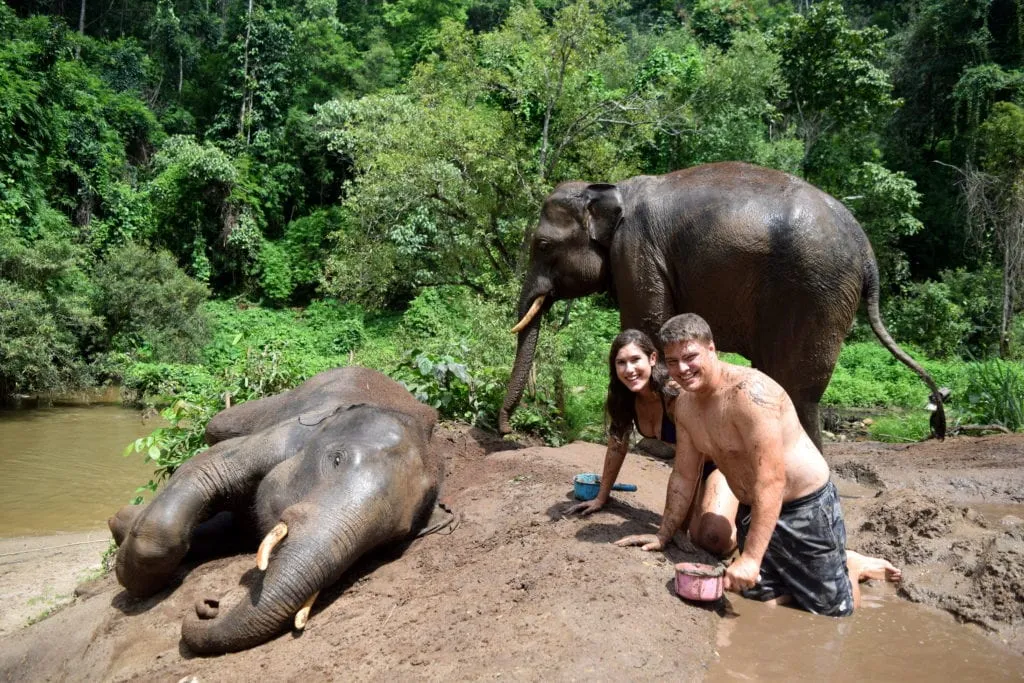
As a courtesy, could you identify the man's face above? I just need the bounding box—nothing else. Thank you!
[662,339,716,392]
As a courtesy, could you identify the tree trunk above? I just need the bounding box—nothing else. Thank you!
[238,0,255,142]
[75,0,85,57]
[1002,237,1012,358]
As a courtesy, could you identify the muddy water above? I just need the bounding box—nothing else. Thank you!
[0,406,160,537]
[708,583,1024,681]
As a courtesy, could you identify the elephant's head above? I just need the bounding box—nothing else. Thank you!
[178,404,438,654]
[499,182,623,433]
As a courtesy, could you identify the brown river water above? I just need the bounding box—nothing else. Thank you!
[0,404,160,537]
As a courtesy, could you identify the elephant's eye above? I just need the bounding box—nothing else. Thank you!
[333,455,341,467]
[331,450,348,468]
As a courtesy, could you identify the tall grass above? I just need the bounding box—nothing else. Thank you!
[963,359,1024,431]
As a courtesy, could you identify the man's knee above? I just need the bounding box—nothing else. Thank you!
[695,518,734,557]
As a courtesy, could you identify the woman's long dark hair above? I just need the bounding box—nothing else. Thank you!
[605,329,677,442]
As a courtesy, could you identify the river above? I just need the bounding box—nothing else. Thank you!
[0,404,161,537]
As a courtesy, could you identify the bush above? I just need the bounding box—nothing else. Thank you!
[393,347,505,427]
[937,266,1003,357]
[883,280,972,358]
[962,359,1024,431]
[91,243,210,363]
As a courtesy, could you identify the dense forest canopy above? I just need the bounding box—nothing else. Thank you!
[1,0,1022,413]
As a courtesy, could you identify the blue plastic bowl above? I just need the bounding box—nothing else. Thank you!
[572,473,638,501]
[573,473,601,501]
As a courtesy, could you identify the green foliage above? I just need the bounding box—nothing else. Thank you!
[939,265,1005,355]
[201,299,361,372]
[393,346,504,426]
[883,280,973,358]
[867,411,932,442]
[979,101,1024,179]
[824,342,963,407]
[145,135,242,281]
[688,0,754,49]
[772,0,898,144]
[0,223,98,398]
[842,162,923,285]
[962,358,1024,431]
[90,243,210,362]
[124,396,216,500]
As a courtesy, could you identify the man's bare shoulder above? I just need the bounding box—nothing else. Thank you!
[724,365,787,414]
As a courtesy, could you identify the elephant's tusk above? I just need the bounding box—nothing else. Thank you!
[295,590,320,630]
[510,295,546,333]
[256,522,288,571]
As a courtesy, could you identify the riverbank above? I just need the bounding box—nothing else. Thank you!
[0,530,111,637]
[1,428,1022,680]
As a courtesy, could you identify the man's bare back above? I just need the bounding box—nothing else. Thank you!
[674,362,829,506]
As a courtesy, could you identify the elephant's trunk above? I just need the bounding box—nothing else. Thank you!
[181,499,392,655]
[499,292,548,434]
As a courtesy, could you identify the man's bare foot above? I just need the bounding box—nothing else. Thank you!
[847,550,902,582]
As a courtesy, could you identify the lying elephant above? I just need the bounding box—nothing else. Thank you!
[109,367,449,654]
[500,162,947,446]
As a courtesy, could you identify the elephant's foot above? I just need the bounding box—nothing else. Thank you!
[108,504,145,546]
[416,501,460,537]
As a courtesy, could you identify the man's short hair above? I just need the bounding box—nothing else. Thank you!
[659,313,714,347]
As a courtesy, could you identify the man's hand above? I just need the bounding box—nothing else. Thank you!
[613,534,665,551]
[566,499,605,516]
[724,555,760,592]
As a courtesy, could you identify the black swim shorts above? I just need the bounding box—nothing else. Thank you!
[735,480,854,617]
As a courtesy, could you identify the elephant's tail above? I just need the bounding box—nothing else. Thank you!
[861,254,948,440]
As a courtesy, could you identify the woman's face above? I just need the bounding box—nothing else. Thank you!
[615,342,655,394]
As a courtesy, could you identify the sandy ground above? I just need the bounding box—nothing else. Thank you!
[0,428,1022,681]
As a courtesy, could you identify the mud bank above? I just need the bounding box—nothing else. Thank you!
[0,430,1022,681]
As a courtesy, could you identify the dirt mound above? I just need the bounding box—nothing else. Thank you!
[828,433,1024,651]
[857,489,967,565]
[0,426,717,682]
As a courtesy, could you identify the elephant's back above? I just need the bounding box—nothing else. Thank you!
[625,162,868,273]
[618,163,868,354]
[205,367,437,444]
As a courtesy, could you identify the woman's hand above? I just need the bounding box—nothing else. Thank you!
[566,498,606,516]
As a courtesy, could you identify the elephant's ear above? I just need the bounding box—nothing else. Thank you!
[584,183,622,247]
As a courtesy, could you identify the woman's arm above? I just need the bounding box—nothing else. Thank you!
[567,434,629,515]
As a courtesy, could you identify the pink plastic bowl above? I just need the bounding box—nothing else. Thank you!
[674,562,725,601]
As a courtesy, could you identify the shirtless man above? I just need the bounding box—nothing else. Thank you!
[615,313,899,615]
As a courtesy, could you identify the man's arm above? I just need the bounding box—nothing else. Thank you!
[567,436,629,515]
[614,429,703,551]
[724,382,786,591]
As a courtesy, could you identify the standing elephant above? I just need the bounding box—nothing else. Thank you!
[499,162,946,446]
[109,367,449,654]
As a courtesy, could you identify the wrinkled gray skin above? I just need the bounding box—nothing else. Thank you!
[500,162,945,447]
[109,367,441,654]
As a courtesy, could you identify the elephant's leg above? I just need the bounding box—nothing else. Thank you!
[751,302,845,453]
[115,424,297,597]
